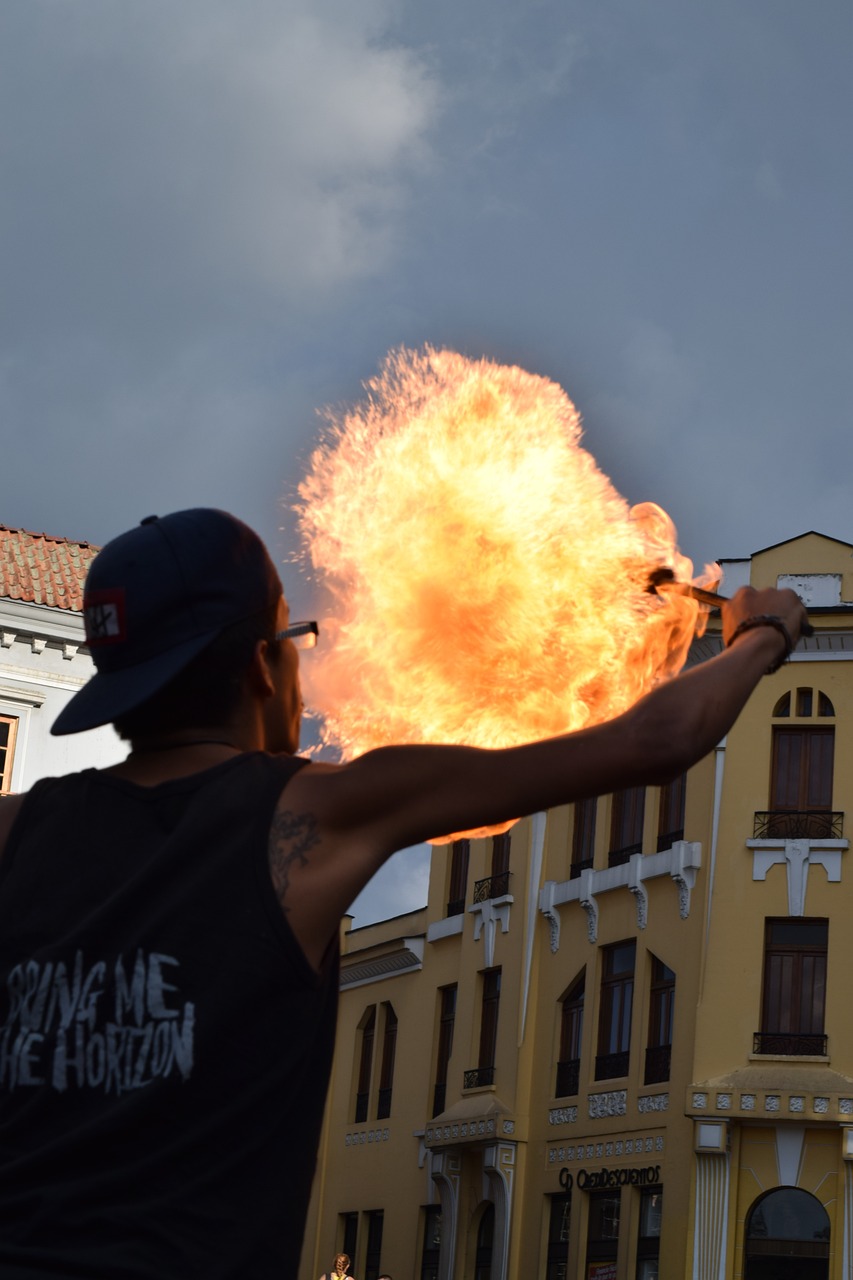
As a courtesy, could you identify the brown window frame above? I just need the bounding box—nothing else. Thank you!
[610,787,645,862]
[596,941,635,1078]
[0,715,18,795]
[354,1006,376,1123]
[571,798,596,875]
[447,839,470,916]
[770,727,834,812]
[761,918,827,1037]
[657,773,686,851]
[433,985,457,1116]
[556,971,584,1096]
[376,1004,397,1120]
[478,968,501,1070]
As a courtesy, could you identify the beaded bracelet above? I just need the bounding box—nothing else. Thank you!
[725,614,794,675]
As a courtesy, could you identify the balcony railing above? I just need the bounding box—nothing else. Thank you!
[753,811,843,839]
[656,828,684,852]
[753,1031,828,1056]
[608,842,641,868]
[594,1050,629,1080]
[644,1043,671,1085]
[376,1087,392,1119]
[570,858,593,880]
[464,1066,496,1088]
[473,870,512,902]
[555,1057,580,1097]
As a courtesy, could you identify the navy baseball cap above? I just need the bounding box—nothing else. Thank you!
[52,509,283,735]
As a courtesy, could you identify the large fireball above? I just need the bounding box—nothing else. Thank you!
[295,346,711,831]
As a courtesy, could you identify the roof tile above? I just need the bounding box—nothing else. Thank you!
[0,525,99,612]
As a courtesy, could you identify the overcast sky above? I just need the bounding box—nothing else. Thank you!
[2,0,850,924]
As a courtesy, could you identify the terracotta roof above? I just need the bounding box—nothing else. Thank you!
[0,525,99,612]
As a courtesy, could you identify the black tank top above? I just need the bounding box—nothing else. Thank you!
[0,752,338,1279]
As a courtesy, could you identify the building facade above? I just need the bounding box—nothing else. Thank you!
[300,531,853,1280]
[0,523,122,793]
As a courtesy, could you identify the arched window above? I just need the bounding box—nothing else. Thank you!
[744,1187,829,1276]
[645,956,675,1084]
[354,1006,376,1123]
[595,941,635,1080]
[474,1204,494,1280]
[432,985,457,1117]
[376,1003,397,1119]
[556,971,585,1097]
[765,688,836,839]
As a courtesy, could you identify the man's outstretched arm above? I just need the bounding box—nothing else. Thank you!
[274,586,806,967]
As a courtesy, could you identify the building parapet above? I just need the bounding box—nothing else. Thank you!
[339,936,424,990]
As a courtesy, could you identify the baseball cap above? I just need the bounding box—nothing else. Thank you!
[52,508,283,735]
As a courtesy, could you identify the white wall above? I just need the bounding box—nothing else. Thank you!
[0,598,124,792]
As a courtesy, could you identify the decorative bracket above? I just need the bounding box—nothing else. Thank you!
[468,896,512,968]
[748,838,846,916]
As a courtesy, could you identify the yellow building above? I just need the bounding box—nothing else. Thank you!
[300,532,853,1280]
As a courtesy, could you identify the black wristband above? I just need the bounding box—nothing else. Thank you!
[726,614,794,675]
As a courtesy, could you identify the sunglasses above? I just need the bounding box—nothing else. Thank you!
[275,620,319,650]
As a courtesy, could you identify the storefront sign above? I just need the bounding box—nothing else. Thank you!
[559,1164,661,1191]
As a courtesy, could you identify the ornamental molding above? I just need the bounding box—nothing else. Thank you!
[425,1116,499,1147]
[539,841,701,949]
[747,837,847,916]
[345,1127,390,1146]
[688,1087,853,1121]
[548,1132,664,1164]
[588,1090,627,1119]
[468,894,513,968]
[638,1093,669,1113]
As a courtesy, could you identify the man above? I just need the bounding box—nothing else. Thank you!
[0,508,806,1279]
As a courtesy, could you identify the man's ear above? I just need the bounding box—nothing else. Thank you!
[247,638,276,699]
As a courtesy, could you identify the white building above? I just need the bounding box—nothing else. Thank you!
[0,523,123,794]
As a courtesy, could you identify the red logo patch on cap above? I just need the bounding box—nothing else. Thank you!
[84,588,127,645]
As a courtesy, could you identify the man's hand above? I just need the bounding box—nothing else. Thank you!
[722,586,809,671]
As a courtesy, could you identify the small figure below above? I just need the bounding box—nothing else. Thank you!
[319,1253,355,1280]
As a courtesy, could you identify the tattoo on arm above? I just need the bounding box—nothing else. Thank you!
[268,809,321,910]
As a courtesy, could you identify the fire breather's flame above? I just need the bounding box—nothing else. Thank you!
[295,346,716,840]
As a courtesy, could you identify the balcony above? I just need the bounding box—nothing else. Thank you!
[644,1044,671,1085]
[594,1050,629,1081]
[473,870,512,902]
[555,1057,580,1097]
[753,811,843,840]
[753,1031,828,1057]
[608,842,641,868]
[464,1066,495,1088]
[657,827,684,853]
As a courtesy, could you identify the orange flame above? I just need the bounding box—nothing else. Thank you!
[296,347,715,839]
